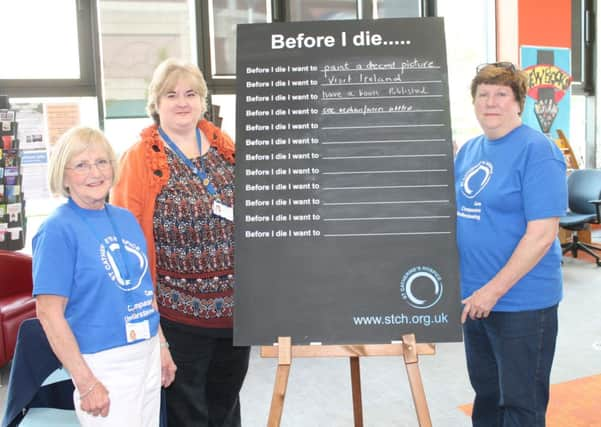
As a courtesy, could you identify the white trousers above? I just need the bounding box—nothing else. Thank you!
[74,335,161,427]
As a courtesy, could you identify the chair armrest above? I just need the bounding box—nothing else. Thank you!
[588,199,601,224]
[0,250,33,297]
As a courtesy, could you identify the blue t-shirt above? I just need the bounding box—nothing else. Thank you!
[454,124,567,311]
[32,198,159,354]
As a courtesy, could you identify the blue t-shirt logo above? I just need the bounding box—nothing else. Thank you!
[100,238,149,292]
[460,161,493,199]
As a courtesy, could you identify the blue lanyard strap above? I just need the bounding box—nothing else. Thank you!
[70,203,131,283]
[158,126,217,195]
[104,207,132,283]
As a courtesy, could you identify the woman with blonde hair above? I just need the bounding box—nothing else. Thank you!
[33,126,175,426]
[112,58,249,426]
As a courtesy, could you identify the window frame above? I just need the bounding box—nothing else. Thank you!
[196,0,436,95]
[0,0,100,98]
[197,0,273,94]
[572,0,596,96]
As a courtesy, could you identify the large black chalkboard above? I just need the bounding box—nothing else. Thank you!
[234,18,461,346]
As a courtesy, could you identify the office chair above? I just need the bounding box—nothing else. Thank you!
[559,168,601,267]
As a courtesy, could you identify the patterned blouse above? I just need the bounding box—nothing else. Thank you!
[154,144,235,331]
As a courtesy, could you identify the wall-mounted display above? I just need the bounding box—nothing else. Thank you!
[0,96,26,250]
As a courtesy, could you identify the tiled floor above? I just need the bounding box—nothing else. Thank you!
[1,257,600,426]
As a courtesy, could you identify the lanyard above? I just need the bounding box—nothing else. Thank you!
[70,202,131,284]
[158,126,217,196]
[105,208,132,283]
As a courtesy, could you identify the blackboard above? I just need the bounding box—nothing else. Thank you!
[234,18,461,346]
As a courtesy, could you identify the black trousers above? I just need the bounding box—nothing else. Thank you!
[161,320,250,427]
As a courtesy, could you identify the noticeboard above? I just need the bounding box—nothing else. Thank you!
[234,18,461,346]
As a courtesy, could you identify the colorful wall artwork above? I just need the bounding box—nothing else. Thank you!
[520,46,572,140]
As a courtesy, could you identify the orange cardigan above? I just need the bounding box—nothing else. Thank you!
[110,120,235,286]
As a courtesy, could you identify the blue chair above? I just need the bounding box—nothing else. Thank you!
[2,318,77,427]
[559,169,601,266]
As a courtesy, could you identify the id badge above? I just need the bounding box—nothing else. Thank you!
[212,200,233,221]
[125,320,150,343]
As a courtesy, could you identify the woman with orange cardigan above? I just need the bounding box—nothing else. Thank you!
[111,58,249,427]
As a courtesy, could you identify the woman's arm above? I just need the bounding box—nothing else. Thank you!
[461,217,560,322]
[36,295,110,417]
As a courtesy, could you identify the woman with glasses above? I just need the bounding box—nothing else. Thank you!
[454,62,567,426]
[33,126,175,426]
[111,58,249,427]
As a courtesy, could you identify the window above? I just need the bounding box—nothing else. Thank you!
[569,0,596,167]
[98,0,195,118]
[288,0,357,21]
[0,0,97,97]
[197,0,430,94]
[374,0,423,18]
[208,0,270,77]
[571,0,596,95]
[197,0,271,93]
[437,0,496,145]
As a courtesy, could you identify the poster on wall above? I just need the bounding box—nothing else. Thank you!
[11,102,81,211]
[12,103,52,206]
[46,103,80,147]
[234,18,461,346]
[20,151,50,202]
[14,103,46,150]
[520,46,572,140]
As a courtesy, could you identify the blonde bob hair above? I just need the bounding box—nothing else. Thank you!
[48,126,118,198]
[146,58,208,125]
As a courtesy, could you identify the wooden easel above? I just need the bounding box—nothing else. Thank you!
[261,334,436,427]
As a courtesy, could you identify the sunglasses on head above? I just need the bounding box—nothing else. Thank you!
[476,62,517,73]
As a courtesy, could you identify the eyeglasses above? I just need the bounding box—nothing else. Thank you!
[66,159,112,175]
[476,62,517,73]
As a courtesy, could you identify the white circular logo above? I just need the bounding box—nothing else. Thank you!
[400,266,443,309]
[100,240,148,291]
[461,161,493,199]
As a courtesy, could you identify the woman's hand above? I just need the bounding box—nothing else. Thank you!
[161,345,177,387]
[461,284,501,323]
[79,379,110,417]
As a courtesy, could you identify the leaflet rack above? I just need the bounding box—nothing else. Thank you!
[0,95,26,250]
